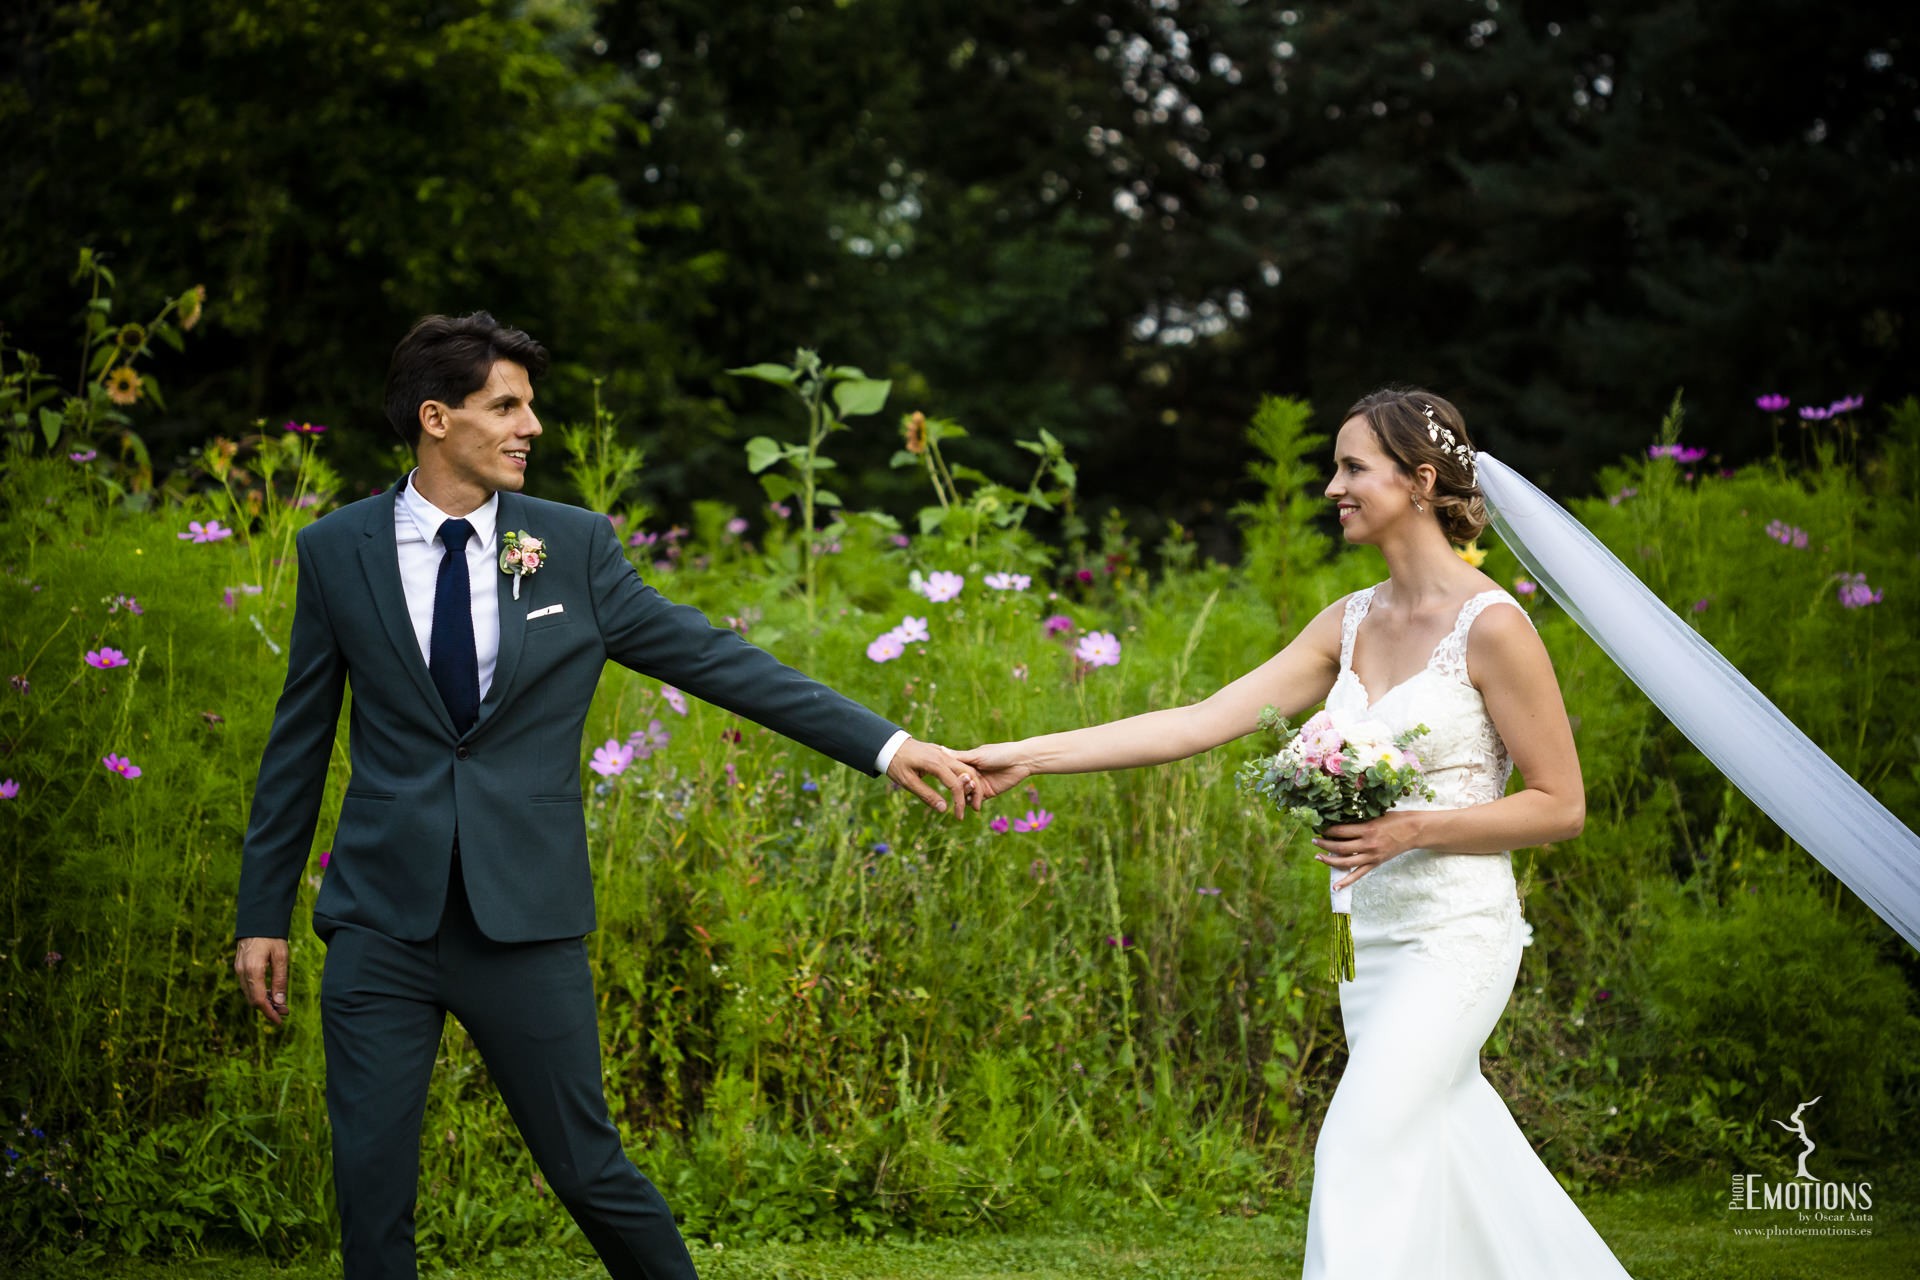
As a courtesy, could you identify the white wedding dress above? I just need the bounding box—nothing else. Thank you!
[1303,586,1633,1279]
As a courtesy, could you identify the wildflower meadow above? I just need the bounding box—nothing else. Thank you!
[3,309,1918,1270]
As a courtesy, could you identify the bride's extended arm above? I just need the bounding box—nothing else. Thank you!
[1314,605,1584,885]
[960,599,1349,797]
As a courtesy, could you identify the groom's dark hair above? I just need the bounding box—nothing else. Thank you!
[384,312,550,448]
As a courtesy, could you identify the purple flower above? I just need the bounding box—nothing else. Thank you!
[768,501,792,519]
[989,815,1010,834]
[801,777,819,793]
[69,449,98,463]
[1196,886,1221,896]
[1043,614,1075,635]
[1691,598,1711,614]
[1799,405,1832,421]
[871,842,891,855]
[661,687,689,715]
[1595,988,1613,1003]
[0,779,18,800]
[8,675,27,695]
[1765,520,1808,549]
[44,952,61,968]
[1076,568,1095,584]
[1754,394,1790,413]
[102,753,142,779]
[914,571,965,603]
[1104,935,1134,949]
[1513,579,1537,596]
[1074,631,1122,668]
[84,648,129,670]
[890,534,912,548]
[629,530,659,548]
[179,519,234,543]
[1607,487,1639,507]
[1013,808,1054,833]
[1836,574,1884,608]
[984,572,1032,591]
[867,633,906,663]
[293,493,322,508]
[892,615,930,644]
[626,719,672,758]
[725,517,749,536]
[1647,444,1708,463]
[1828,395,1865,414]
[589,740,635,776]
[283,420,328,435]
[320,849,331,869]
[108,594,142,614]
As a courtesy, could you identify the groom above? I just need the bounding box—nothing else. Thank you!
[232,312,978,1279]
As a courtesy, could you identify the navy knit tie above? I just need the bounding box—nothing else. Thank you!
[429,518,480,735]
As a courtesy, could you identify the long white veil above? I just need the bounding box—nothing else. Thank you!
[1475,451,1920,953]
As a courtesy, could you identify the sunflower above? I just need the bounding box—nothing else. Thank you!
[105,366,143,406]
[179,284,206,331]
[116,323,146,349]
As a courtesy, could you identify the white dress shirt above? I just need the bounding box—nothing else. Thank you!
[395,471,501,700]
[396,470,910,772]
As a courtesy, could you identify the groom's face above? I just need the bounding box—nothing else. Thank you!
[426,360,542,495]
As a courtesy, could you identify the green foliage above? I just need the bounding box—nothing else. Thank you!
[2,380,1916,1263]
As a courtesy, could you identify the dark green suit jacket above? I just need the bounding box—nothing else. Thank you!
[234,483,901,944]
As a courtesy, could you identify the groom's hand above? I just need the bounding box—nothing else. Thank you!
[887,738,982,819]
[234,936,291,1026]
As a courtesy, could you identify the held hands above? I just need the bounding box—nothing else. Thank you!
[887,738,988,819]
[952,742,1033,802]
[234,936,291,1025]
[1312,811,1426,891]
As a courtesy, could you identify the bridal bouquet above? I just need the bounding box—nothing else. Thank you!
[1237,707,1434,981]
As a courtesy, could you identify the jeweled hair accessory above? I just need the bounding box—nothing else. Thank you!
[1421,402,1476,478]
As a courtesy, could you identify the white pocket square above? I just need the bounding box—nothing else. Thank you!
[527,603,565,620]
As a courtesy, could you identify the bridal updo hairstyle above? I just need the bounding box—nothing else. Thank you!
[1345,387,1489,545]
[384,311,550,448]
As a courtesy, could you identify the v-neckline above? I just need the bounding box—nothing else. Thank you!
[1344,588,1476,713]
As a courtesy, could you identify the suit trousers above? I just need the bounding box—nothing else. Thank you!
[318,859,698,1280]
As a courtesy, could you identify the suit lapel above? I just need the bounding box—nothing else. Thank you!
[359,478,457,738]
[473,489,528,736]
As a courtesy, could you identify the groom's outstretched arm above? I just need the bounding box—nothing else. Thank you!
[233,528,347,1022]
[586,518,975,815]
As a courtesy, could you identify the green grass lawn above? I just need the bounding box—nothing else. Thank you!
[18,1174,1915,1279]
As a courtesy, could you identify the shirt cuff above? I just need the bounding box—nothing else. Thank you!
[874,729,912,774]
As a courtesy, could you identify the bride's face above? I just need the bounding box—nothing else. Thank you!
[1325,415,1416,544]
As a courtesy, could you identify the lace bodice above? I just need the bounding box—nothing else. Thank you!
[1325,586,1534,999]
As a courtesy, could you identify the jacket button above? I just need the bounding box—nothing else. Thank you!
[455,746,471,760]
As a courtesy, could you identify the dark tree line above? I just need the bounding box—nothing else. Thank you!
[5,0,1916,541]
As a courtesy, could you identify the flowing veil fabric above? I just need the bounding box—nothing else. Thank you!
[1474,451,1920,952]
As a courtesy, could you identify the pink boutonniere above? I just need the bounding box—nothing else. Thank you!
[500,530,546,600]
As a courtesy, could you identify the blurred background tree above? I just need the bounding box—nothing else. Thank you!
[4,0,1915,542]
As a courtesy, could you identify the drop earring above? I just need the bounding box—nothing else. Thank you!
[1411,494,1425,512]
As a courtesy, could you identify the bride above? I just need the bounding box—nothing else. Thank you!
[957,388,1634,1278]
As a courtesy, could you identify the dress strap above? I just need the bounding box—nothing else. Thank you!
[1432,589,1531,682]
[1338,586,1377,672]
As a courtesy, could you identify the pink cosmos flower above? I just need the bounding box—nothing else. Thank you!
[984,572,1032,591]
[1828,395,1865,414]
[1074,631,1122,667]
[661,687,689,715]
[1013,808,1054,833]
[1076,569,1094,584]
[893,615,930,643]
[630,530,659,548]
[69,449,98,463]
[989,815,1010,834]
[1799,405,1832,421]
[768,502,792,519]
[102,753,142,779]
[1043,614,1074,635]
[915,571,965,603]
[589,740,635,776]
[890,534,912,548]
[867,633,906,663]
[0,779,18,800]
[84,648,129,669]
[283,420,328,435]
[1754,394,1790,413]
[1765,520,1809,548]
[179,520,234,543]
[1105,935,1134,949]
[108,594,142,614]
[1513,579,1537,596]
[726,517,749,536]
